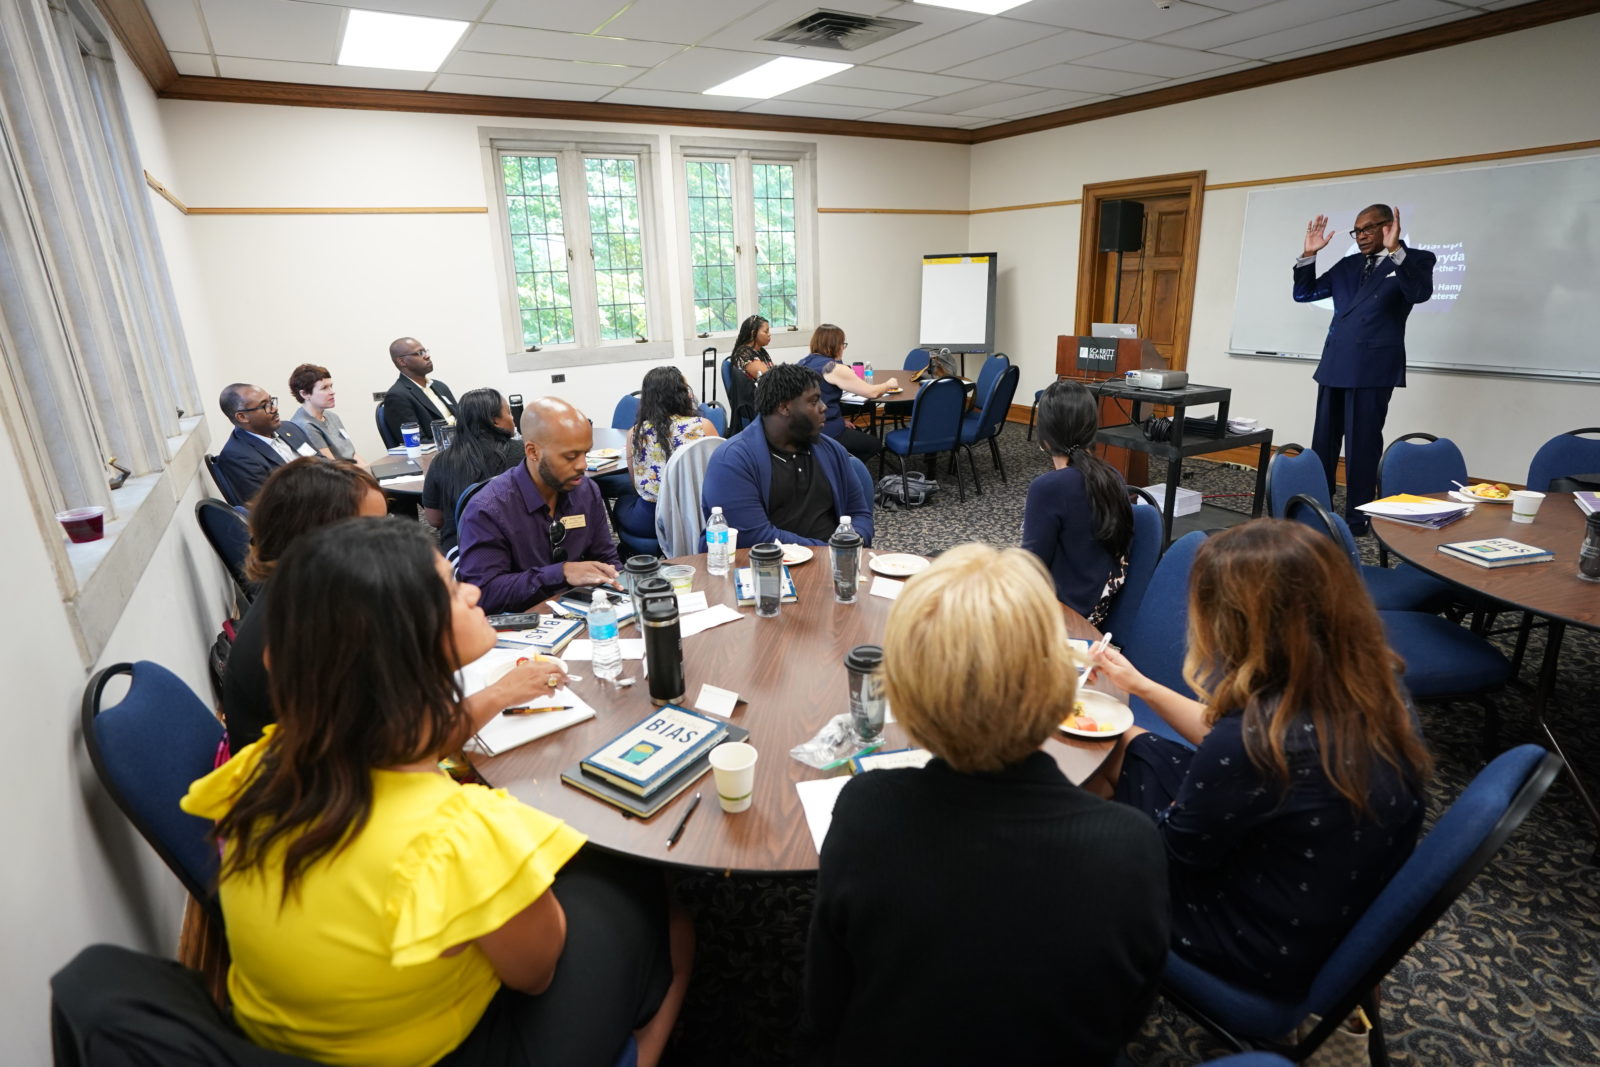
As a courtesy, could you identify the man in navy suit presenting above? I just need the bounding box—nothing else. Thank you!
[1294,204,1434,533]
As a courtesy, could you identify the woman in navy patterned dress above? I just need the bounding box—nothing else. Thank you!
[1089,519,1432,997]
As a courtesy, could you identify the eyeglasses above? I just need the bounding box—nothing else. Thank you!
[1348,221,1391,238]
[238,397,278,414]
[547,518,568,564]
[840,341,849,349]
[407,347,430,358]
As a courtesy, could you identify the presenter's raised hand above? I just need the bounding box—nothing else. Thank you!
[1303,214,1336,258]
[1382,209,1402,253]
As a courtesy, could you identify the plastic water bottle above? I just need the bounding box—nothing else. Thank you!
[863,362,874,384]
[588,589,623,682]
[706,506,731,576]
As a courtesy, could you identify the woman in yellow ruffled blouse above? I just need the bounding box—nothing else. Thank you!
[183,518,689,1066]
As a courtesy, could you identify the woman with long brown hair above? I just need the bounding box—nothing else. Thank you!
[185,519,689,1065]
[1090,518,1431,997]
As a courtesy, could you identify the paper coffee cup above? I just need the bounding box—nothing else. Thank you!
[1510,490,1545,524]
[709,741,758,813]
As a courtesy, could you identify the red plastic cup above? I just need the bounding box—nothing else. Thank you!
[56,506,106,543]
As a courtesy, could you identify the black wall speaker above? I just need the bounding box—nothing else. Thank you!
[1099,199,1145,253]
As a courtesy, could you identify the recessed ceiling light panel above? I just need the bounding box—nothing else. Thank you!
[704,57,853,99]
[337,9,468,73]
[912,0,1029,14]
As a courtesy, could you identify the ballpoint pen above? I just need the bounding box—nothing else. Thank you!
[503,705,575,716]
[666,792,702,848]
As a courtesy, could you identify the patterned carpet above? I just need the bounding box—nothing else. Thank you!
[661,423,1600,1066]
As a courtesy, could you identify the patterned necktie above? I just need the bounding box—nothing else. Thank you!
[1360,254,1379,285]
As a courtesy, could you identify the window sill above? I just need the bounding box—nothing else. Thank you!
[684,332,812,355]
[61,416,210,664]
[507,340,677,373]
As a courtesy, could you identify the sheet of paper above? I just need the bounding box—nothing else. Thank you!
[675,590,709,614]
[378,475,425,491]
[693,684,740,719]
[564,638,645,661]
[868,575,904,600]
[679,603,743,638]
[796,777,852,854]
[466,686,595,756]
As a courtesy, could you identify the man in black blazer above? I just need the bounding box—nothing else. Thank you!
[214,383,318,504]
[383,336,457,444]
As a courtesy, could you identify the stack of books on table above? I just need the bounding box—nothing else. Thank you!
[733,565,798,605]
[1357,493,1472,529]
[561,705,749,818]
[1437,538,1554,569]
[1575,491,1600,516]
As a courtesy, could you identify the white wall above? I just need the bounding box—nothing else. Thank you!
[970,15,1600,482]
[151,101,969,459]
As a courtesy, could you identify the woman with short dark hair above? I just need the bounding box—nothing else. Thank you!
[287,363,364,465]
[421,387,523,554]
[1021,379,1133,622]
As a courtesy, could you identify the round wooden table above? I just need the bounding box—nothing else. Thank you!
[473,550,1122,874]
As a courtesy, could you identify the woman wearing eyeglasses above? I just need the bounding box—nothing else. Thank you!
[185,519,691,1066]
[796,323,899,462]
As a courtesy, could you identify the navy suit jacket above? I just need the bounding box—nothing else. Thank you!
[1293,243,1434,389]
[383,375,457,443]
[215,423,316,505]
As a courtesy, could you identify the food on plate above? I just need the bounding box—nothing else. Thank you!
[1064,700,1118,733]
[1466,482,1511,499]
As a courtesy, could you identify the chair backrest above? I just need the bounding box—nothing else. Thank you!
[203,454,244,508]
[970,365,1019,441]
[1301,745,1560,1023]
[81,661,223,909]
[903,347,931,373]
[1379,432,1467,496]
[698,402,727,436]
[655,435,726,556]
[848,456,874,510]
[195,498,254,595]
[720,356,735,400]
[454,478,490,535]
[1525,427,1600,492]
[1283,493,1361,566]
[973,352,1011,407]
[904,376,967,453]
[1265,443,1331,517]
[1120,530,1208,704]
[611,392,641,431]
[375,401,399,449]
[1101,494,1167,637]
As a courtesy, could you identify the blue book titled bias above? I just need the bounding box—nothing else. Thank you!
[579,705,728,797]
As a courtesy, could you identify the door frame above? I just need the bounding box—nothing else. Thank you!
[1073,170,1205,371]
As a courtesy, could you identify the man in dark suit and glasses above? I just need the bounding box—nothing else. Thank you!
[1294,204,1435,533]
[383,336,458,444]
[214,383,318,504]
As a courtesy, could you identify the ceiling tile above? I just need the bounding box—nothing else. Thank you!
[1192,0,1283,9]
[599,86,762,111]
[594,0,769,47]
[1262,10,1475,59]
[1155,0,1390,51]
[871,17,1053,73]
[170,51,217,77]
[145,0,210,54]
[215,55,435,89]
[777,84,929,110]
[441,51,643,86]
[820,66,984,96]
[479,0,618,35]
[1006,62,1161,93]
[620,46,774,93]
[426,72,611,100]
[1479,0,1541,7]
[941,28,1127,79]
[957,87,1095,117]
[1076,42,1249,77]
[461,24,682,65]
[900,80,1039,114]
[200,0,345,64]
[298,0,487,17]
[1214,0,1465,59]
[1151,58,1267,87]
[866,109,980,127]
[1004,0,1224,38]
[697,0,981,67]
[741,99,884,120]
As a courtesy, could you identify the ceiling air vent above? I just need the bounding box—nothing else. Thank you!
[763,10,920,51]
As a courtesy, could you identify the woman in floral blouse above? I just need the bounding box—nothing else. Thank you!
[616,367,719,540]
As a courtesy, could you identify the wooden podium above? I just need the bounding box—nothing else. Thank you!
[1053,336,1167,484]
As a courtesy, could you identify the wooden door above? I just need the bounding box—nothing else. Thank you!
[1100,193,1190,372]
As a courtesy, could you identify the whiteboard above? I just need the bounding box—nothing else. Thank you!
[1228,154,1600,381]
[919,253,996,352]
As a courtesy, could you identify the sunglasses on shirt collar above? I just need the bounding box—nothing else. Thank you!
[548,518,568,564]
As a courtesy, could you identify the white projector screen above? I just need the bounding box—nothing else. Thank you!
[1228,154,1600,381]
[919,253,996,353]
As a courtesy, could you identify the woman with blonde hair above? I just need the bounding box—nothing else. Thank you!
[1091,518,1431,998]
[804,543,1168,1067]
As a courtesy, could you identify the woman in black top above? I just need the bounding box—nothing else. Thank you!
[1021,380,1132,621]
[421,388,524,553]
[727,315,771,433]
[1090,519,1432,997]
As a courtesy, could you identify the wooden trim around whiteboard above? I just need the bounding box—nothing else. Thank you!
[1204,138,1600,191]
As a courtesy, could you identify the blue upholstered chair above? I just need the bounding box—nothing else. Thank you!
[697,402,726,436]
[903,348,931,374]
[1379,432,1468,496]
[610,393,640,431]
[1100,492,1167,639]
[1116,530,1208,744]
[1162,745,1561,1065]
[1201,1055,1296,1067]
[1264,443,1330,517]
[1525,427,1600,491]
[204,453,244,509]
[972,352,1010,409]
[81,661,223,915]
[195,498,255,602]
[882,376,973,503]
[849,456,875,511]
[720,355,735,403]
[375,401,399,450]
[958,364,1019,490]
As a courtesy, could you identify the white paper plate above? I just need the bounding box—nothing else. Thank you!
[868,553,930,578]
[587,448,620,459]
[1058,689,1134,739]
[781,544,814,565]
[1457,486,1512,504]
